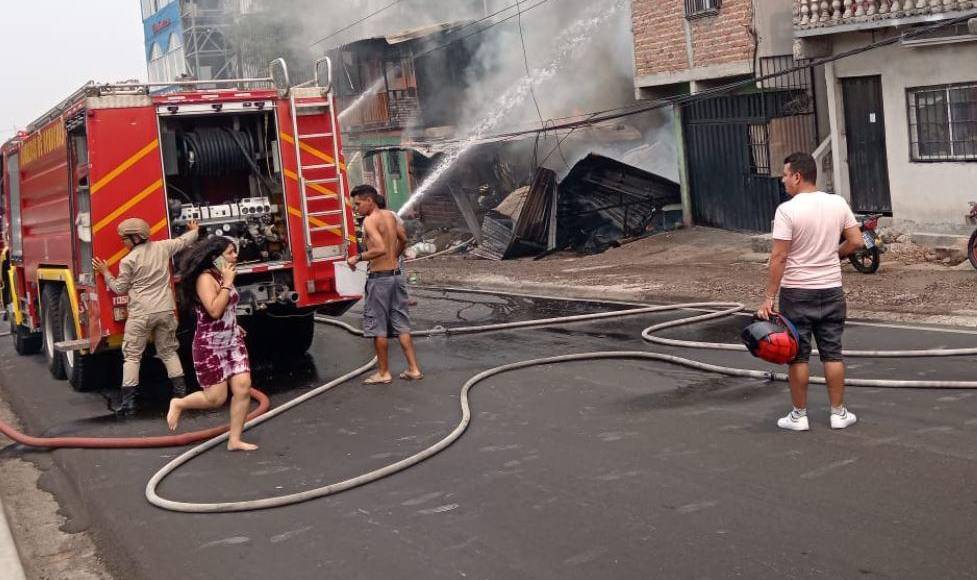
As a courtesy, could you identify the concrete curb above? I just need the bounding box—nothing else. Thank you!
[0,495,27,580]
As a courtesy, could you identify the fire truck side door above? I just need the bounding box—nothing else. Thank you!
[86,104,165,347]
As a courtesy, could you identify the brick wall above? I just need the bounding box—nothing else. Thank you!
[632,0,755,79]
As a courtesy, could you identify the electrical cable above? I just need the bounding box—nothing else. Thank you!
[347,11,977,153]
[147,296,977,513]
[413,0,554,60]
[311,0,406,47]
[415,0,548,59]
[517,0,546,132]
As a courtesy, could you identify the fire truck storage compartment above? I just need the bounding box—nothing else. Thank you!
[158,108,289,265]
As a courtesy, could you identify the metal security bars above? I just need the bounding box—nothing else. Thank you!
[682,55,818,231]
[907,82,977,162]
[685,0,721,19]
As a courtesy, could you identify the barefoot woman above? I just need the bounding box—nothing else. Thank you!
[166,236,258,452]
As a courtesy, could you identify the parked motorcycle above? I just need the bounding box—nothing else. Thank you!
[849,213,885,274]
[966,202,977,270]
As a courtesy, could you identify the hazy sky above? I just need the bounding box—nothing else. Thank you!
[0,1,147,142]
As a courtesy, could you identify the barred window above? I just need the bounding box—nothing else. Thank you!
[685,0,721,19]
[907,82,977,162]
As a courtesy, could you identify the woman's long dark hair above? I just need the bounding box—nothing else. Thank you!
[176,235,234,310]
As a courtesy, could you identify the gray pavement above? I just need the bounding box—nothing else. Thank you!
[1,288,977,579]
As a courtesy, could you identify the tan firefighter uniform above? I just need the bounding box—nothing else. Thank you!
[103,227,199,387]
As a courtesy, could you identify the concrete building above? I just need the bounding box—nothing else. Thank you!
[794,2,977,241]
[140,0,244,85]
[631,0,821,232]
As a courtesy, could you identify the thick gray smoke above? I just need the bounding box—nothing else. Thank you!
[231,0,678,190]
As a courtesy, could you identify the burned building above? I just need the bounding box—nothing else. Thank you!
[331,22,493,212]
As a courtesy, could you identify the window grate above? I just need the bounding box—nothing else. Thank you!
[685,0,721,19]
[749,124,771,175]
[907,82,977,162]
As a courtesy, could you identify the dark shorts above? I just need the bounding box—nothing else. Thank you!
[779,286,846,363]
[363,274,411,338]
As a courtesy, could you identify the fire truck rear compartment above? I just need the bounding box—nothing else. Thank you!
[159,110,289,266]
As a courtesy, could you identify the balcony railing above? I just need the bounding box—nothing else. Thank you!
[793,0,975,33]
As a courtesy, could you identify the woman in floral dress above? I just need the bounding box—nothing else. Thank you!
[166,236,257,452]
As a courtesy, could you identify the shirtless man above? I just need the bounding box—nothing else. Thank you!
[347,185,422,384]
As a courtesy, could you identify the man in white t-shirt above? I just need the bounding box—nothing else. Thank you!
[757,152,864,432]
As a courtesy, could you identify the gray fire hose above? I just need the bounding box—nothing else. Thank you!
[146,297,977,513]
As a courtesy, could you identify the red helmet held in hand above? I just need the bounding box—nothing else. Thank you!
[741,314,799,365]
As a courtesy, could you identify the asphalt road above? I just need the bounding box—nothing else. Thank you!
[1,287,977,579]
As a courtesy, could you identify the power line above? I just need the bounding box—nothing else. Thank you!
[435,11,977,146]
[421,0,536,48]
[515,0,548,168]
[311,0,405,47]
[413,0,553,60]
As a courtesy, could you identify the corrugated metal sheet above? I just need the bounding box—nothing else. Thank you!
[557,154,680,253]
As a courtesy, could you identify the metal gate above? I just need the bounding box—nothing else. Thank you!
[683,56,818,232]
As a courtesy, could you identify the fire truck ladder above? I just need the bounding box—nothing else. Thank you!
[287,58,347,263]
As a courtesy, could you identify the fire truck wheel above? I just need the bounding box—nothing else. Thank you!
[10,317,42,356]
[41,285,67,380]
[248,313,315,357]
[60,289,100,392]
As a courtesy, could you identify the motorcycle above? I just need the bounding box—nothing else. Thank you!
[849,213,885,274]
[966,202,977,270]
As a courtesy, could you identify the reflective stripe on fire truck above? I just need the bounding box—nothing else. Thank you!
[90,139,160,194]
[279,133,347,171]
[92,179,164,234]
[36,268,84,346]
[7,265,23,327]
[105,218,168,267]
[283,168,338,198]
[286,206,343,237]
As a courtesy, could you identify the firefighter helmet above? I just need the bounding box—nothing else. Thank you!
[117,218,151,241]
[741,314,800,365]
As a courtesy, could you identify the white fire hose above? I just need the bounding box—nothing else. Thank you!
[146,295,977,513]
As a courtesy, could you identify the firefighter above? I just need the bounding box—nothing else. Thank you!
[93,218,199,415]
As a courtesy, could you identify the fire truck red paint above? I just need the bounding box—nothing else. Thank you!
[2,64,360,392]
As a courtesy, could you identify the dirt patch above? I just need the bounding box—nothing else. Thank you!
[407,226,977,323]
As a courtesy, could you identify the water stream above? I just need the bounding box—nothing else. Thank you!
[398,0,624,215]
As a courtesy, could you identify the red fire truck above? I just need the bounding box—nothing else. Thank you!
[0,59,359,391]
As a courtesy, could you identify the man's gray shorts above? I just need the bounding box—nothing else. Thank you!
[778,286,846,363]
[362,274,411,338]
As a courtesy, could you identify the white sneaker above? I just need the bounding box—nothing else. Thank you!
[777,411,810,431]
[830,409,857,429]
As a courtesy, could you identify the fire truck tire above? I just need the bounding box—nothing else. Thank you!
[277,314,315,355]
[10,318,42,356]
[247,313,315,357]
[60,290,101,392]
[42,285,67,380]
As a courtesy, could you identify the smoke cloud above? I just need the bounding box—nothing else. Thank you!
[230,0,678,199]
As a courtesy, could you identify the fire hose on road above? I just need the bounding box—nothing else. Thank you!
[144,298,977,513]
[0,390,270,449]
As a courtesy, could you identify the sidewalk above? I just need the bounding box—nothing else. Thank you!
[0,496,26,580]
[407,226,977,327]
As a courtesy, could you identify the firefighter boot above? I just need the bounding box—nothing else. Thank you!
[114,387,138,416]
[171,376,187,399]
